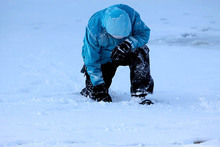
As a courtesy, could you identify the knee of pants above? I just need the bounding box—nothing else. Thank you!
[137,44,150,55]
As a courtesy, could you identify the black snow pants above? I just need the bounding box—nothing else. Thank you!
[81,45,154,96]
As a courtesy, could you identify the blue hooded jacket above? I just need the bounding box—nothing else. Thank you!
[82,4,150,86]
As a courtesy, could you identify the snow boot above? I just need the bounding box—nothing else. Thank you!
[80,87,92,97]
[132,94,154,105]
[139,97,154,105]
[80,83,112,103]
[91,83,112,102]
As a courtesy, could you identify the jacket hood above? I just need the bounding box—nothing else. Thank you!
[103,7,131,38]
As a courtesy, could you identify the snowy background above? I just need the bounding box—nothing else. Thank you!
[1,0,220,146]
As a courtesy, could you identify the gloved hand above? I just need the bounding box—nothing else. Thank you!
[91,83,112,102]
[111,40,132,61]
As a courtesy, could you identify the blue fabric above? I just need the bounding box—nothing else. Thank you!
[82,4,150,86]
[103,7,131,38]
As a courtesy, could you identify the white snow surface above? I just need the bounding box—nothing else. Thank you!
[1,0,220,146]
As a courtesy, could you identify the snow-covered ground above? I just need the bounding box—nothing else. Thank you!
[1,0,220,146]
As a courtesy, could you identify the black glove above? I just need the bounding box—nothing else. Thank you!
[111,40,132,61]
[91,83,112,102]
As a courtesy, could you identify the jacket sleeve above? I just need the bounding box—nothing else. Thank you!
[128,11,150,49]
[82,27,104,86]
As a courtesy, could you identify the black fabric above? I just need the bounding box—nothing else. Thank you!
[91,83,112,102]
[111,41,132,62]
[81,45,154,97]
[80,78,112,102]
[128,45,154,95]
